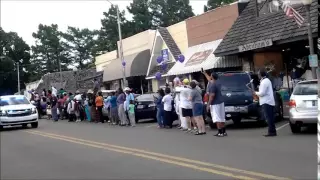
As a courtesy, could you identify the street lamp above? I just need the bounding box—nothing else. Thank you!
[301,0,317,79]
[106,0,127,88]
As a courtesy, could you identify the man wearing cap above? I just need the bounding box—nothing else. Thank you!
[124,87,134,125]
[74,90,83,122]
[206,72,226,137]
[180,79,193,132]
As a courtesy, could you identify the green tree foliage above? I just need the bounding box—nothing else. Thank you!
[149,0,194,27]
[62,26,98,69]
[30,24,71,80]
[96,5,133,53]
[204,0,237,12]
[0,27,31,95]
[127,0,153,33]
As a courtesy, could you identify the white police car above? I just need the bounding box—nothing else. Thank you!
[0,95,38,129]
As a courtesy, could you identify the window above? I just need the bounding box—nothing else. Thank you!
[259,0,281,16]
[293,82,317,95]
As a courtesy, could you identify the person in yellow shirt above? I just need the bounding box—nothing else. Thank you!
[95,92,104,123]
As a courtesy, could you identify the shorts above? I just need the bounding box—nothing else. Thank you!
[181,108,193,117]
[192,103,203,117]
[210,103,225,123]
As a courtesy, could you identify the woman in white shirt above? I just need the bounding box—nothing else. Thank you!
[162,88,173,128]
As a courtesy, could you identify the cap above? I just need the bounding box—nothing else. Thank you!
[124,87,130,91]
[182,78,190,85]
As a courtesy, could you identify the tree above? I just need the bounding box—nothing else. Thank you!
[204,0,237,12]
[96,5,133,53]
[127,0,153,33]
[150,0,194,27]
[62,26,98,69]
[0,27,31,95]
[30,24,71,80]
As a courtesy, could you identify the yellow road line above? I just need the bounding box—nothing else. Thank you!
[26,130,291,180]
[26,131,255,180]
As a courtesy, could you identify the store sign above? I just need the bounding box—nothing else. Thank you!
[308,54,318,67]
[238,39,273,52]
[185,49,213,67]
[161,49,169,62]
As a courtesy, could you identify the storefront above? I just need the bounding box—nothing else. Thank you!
[167,39,242,88]
[103,49,151,93]
[214,0,318,85]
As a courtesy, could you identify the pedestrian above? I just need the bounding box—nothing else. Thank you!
[51,94,59,122]
[253,69,277,137]
[84,97,91,122]
[206,72,226,137]
[155,89,165,128]
[128,100,136,127]
[109,92,118,125]
[162,88,173,128]
[189,81,206,135]
[95,91,104,123]
[58,95,64,120]
[67,98,76,122]
[42,88,47,97]
[59,88,66,96]
[117,88,128,126]
[62,93,68,119]
[124,87,134,126]
[180,79,193,132]
[74,90,83,122]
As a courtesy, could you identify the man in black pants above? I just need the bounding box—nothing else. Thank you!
[253,69,277,137]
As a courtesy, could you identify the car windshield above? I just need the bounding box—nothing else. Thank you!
[136,94,158,101]
[293,82,317,95]
[217,73,250,91]
[0,96,30,106]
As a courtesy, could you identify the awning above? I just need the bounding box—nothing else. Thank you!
[167,39,242,76]
[103,50,150,82]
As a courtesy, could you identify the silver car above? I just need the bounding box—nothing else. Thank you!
[289,80,318,133]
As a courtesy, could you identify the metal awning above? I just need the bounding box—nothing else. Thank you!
[103,49,150,82]
[167,39,242,76]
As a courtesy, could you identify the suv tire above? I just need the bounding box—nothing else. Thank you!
[208,121,216,129]
[290,122,301,133]
[31,122,38,128]
[22,124,28,128]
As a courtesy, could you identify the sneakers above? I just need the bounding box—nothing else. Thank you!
[214,133,224,137]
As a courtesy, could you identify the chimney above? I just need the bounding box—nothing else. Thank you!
[238,0,250,15]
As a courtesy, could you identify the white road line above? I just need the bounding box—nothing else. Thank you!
[276,123,289,131]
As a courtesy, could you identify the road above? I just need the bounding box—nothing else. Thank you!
[1,119,316,179]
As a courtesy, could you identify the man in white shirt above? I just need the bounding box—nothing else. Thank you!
[180,79,193,132]
[162,88,173,128]
[254,70,277,137]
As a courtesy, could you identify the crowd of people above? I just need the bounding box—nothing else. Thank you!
[29,69,277,138]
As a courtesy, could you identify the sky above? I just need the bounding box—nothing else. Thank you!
[1,0,208,46]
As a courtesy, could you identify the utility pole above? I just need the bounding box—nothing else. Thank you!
[17,62,20,95]
[116,4,127,88]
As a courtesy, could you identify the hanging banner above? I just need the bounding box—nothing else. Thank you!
[161,49,169,62]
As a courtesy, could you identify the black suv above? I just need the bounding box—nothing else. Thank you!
[206,71,283,128]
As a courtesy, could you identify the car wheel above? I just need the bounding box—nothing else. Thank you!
[22,124,28,128]
[290,122,301,133]
[0,125,3,130]
[31,122,38,128]
[232,117,242,126]
[135,118,139,124]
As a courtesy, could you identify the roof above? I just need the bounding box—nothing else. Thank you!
[103,49,151,82]
[214,0,318,56]
[167,39,242,76]
[146,27,183,79]
[158,27,181,61]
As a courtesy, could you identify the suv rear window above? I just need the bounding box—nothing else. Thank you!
[217,73,251,91]
[293,81,317,95]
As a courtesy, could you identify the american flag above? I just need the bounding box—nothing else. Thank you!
[280,1,305,27]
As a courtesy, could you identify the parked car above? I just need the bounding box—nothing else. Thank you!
[288,80,318,133]
[205,72,283,128]
[135,93,158,123]
[0,95,39,129]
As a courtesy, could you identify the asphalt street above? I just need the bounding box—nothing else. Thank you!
[1,118,316,179]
